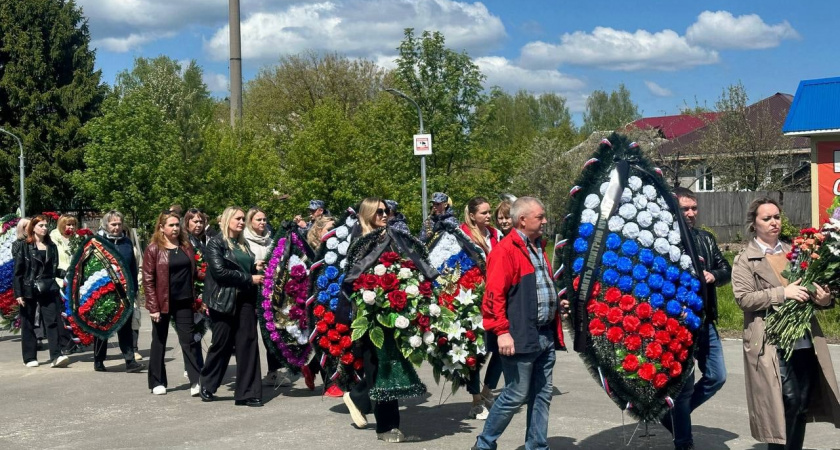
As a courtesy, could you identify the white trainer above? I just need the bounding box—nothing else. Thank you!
[152,385,167,395]
[51,355,70,368]
[190,384,200,397]
[25,360,39,367]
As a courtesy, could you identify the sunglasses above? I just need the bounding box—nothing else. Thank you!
[376,208,390,216]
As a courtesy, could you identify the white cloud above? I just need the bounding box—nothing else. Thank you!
[644,81,672,97]
[204,0,506,62]
[476,56,585,93]
[204,72,230,93]
[93,32,173,52]
[519,27,719,71]
[685,11,800,50]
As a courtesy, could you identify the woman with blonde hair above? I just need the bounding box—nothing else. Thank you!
[198,206,266,407]
[306,215,335,252]
[460,196,502,256]
[142,211,203,396]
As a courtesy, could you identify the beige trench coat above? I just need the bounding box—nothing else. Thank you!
[732,240,840,444]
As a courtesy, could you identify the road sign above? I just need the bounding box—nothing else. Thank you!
[414,134,432,156]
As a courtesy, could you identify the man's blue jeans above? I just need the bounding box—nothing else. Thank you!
[475,329,556,450]
[668,322,727,447]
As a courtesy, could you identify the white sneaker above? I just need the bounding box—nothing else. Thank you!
[469,404,490,420]
[25,360,39,368]
[152,385,167,395]
[190,384,200,397]
[134,352,144,361]
[343,392,368,429]
[183,370,188,378]
[51,355,70,368]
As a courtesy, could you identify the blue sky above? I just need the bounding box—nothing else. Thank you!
[78,0,839,123]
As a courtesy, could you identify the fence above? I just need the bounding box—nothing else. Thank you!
[694,191,811,243]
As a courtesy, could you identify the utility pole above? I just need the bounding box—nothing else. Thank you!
[0,127,25,217]
[229,0,243,126]
[384,88,428,220]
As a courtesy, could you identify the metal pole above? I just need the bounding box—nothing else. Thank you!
[229,0,243,126]
[0,127,24,217]
[384,88,428,220]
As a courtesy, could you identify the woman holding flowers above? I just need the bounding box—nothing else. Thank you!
[732,197,840,449]
[142,211,203,396]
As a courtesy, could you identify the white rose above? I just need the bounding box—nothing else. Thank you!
[335,226,349,239]
[346,217,357,226]
[627,176,643,192]
[584,194,601,210]
[669,246,682,263]
[633,195,648,210]
[395,316,410,329]
[429,304,441,317]
[409,335,423,348]
[399,267,413,279]
[362,290,376,305]
[326,237,339,250]
[581,209,598,225]
[636,211,653,228]
[642,185,657,201]
[618,203,637,220]
[647,202,661,215]
[339,259,347,269]
[337,241,350,256]
[325,252,337,265]
[608,215,625,232]
[667,230,681,245]
[373,264,387,276]
[659,211,674,225]
[653,221,670,237]
[620,187,633,204]
[622,222,640,240]
[600,181,611,195]
[654,237,671,255]
[680,254,693,270]
[637,230,654,247]
[405,285,420,296]
[423,330,435,345]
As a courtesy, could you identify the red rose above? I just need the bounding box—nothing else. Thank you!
[653,373,669,389]
[619,295,636,312]
[313,305,326,318]
[677,328,693,346]
[316,321,329,334]
[639,323,655,339]
[335,323,350,333]
[327,329,341,342]
[437,337,448,347]
[655,330,671,345]
[638,363,656,381]
[606,326,624,343]
[635,302,652,320]
[417,315,431,329]
[387,290,408,311]
[379,251,401,267]
[800,261,808,270]
[379,273,400,292]
[622,315,640,333]
[678,348,689,362]
[651,311,667,327]
[666,318,680,335]
[340,352,355,365]
[339,336,353,349]
[624,334,642,351]
[667,339,682,353]
[604,287,621,304]
[465,356,477,368]
[318,336,331,350]
[660,352,675,367]
[589,318,606,336]
[401,259,416,270]
[323,311,335,325]
[419,281,433,297]
[573,276,581,291]
[606,307,624,324]
[329,345,342,357]
[669,361,682,378]
[465,330,476,341]
[622,354,640,372]
[645,342,663,360]
[361,274,379,290]
[353,358,364,370]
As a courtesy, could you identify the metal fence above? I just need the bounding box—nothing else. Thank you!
[694,191,811,243]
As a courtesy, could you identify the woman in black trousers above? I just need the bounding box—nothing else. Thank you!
[199,206,265,407]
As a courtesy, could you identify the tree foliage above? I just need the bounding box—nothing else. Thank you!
[0,0,105,212]
[581,83,641,137]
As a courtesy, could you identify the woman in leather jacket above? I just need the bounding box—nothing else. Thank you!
[12,215,71,368]
[198,206,266,407]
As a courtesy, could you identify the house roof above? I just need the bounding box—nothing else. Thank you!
[783,76,840,136]
[655,93,809,158]
[627,112,720,139]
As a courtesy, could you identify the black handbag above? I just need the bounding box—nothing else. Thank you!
[31,278,58,295]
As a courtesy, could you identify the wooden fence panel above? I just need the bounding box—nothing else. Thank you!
[694,191,810,243]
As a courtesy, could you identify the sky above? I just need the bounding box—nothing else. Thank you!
[77,0,840,123]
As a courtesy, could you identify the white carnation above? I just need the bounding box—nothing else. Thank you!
[373,264,387,276]
[667,230,681,245]
[637,230,655,247]
[581,209,598,225]
[405,285,420,296]
[633,195,648,210]
[642,185,657,201]
[636,211,653,228]
[362,290,376,305]
[399,267,413,279]
[659,211,674,225]
[584,194,601,210]
[325,252,337,265]
[608,215,625,232]
[653,221,670,237]
[423,331,436,345]
[672,222,680,233]
[409,335,423,348]
[339,258,347,269]
[326,237,339,250]
[337,241,350,255]
[618,203,637,220]
[600,181,611,195]
[647,202,661,215]
[428,304,441,317]
[346,216,357,227]
[669,246,682,263]
[654,238,671,255]
[622,222,640,240]
[628,176,643,192]
[335,226,349,239]
[657,197,670,210]
[620,187,633,204]
[395,316,410,329]
[680,254,693,270]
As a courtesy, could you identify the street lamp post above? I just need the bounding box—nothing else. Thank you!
[384,88,428,220]
[0,127,25,217]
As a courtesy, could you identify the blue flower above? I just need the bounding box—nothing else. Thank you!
[572,257,585,273]
[661,281,677,299]
[687,292,703,312]
[325,266,339,281]
[690,278,700,293]
[317,291,330,303]
[574,238,589,254]
[621,240,639,257]
[666,300,683,316]
[327,283,341,296]
[679,271,694,288]
[601,251,619,267]
[317,275,329,289]
[616,257,633,273]
[579,223,595,239]
[638,249,655,267]
[338,274,346,286]
[329,297,339,311]
[460,253,475,271]
[603,269,620,286]
[685,311,701,330]
[648,274,664,291]
[652,257,668,274]
[632,264,649,281]
[650,293,665,308]
[633,283,651,299]
[677,286,688,300]
[665,266,681,282]
[605,233,622,250]
[447,254,460,269]
[618,275,634,293]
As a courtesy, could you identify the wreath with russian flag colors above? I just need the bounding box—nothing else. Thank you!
[0,214,21,332]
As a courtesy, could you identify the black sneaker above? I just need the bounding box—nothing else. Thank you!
[199,388,215,402]
[125,361,145,373]
[94,361,107,372]
[234,398,263,407]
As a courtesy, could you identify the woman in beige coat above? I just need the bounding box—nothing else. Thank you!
[732,197,840,449]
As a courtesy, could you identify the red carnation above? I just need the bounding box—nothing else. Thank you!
[666,318,680,335]
[622,354,640,372]
[466,356,477,368]
[387,290,408,311]
[660,352,675,367]
[380,273,400,292]
[624,334,642,351]
[318,336,331,350]
[589,318,606,336]
[327,329,341,342]
[606,307,624,324]
[329,345,342,357]
[339,336,353,349]
[313,305,326,318]
[316,321,329,334]
[667,340,682,354]
[655,330,671,345]
[419,281,433,297]
[587,300,597,314]
[604,287,621,304]
[800,261,808,270]
[622,315,640,333]
[635,302,652,320]
[591,282,602,298]
[379,251,401,267]
[669,361,682,378]
[353,358,364,370]
[593,302,609,318]
[573,276,581,290]
[645,342,663,360]
[323,311,336,325]
[606,326,624,343]
[361,274,379,290]
[651,311,667,327]
[638,363,656,381]
[619,295,636,312]
[335,323,350,334]
[465,330,476,341]
[677,328,693,346]
[340,352,355,365]
[653,373,669,389]
[678,349,689,362]
[639,323,655,339]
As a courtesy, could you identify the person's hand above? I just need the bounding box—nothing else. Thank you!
[703,270,716,285]
[559,299,570,319]
[149,312,161,322]
[811,283,832,306]
[498,333,515,356]
[252,274,265,285]
[784,279,810,303]
[255,261,266,272]
[16,297,24,306]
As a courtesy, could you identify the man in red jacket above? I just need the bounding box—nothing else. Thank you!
[473,197,568,450]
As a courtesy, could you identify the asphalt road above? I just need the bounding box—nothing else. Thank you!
[1,322,839,450]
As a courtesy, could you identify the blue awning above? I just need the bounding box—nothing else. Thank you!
[783,76,840,136]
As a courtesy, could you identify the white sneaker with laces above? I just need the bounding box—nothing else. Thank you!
[25,360,39,368]
[190,384,200,397]
[152,385,167,395]
[51,355,70,368]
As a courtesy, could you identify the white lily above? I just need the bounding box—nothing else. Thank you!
[454,288,474,306]
[445,321,466,341]
[448,344,468,364]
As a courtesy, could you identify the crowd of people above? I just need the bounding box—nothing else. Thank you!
[8,189,840,449]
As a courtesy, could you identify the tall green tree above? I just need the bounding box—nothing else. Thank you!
[0,0,105,212]
[580,83,641,137]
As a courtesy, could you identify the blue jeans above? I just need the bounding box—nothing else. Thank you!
[669,322,727,447]
[475,329,556,450]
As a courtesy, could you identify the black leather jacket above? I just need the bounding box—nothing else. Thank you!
[690,228,732,324]
[204,235,256,314]
[13,240,64,299]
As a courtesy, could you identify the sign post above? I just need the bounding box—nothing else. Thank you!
[385,87,429,219]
